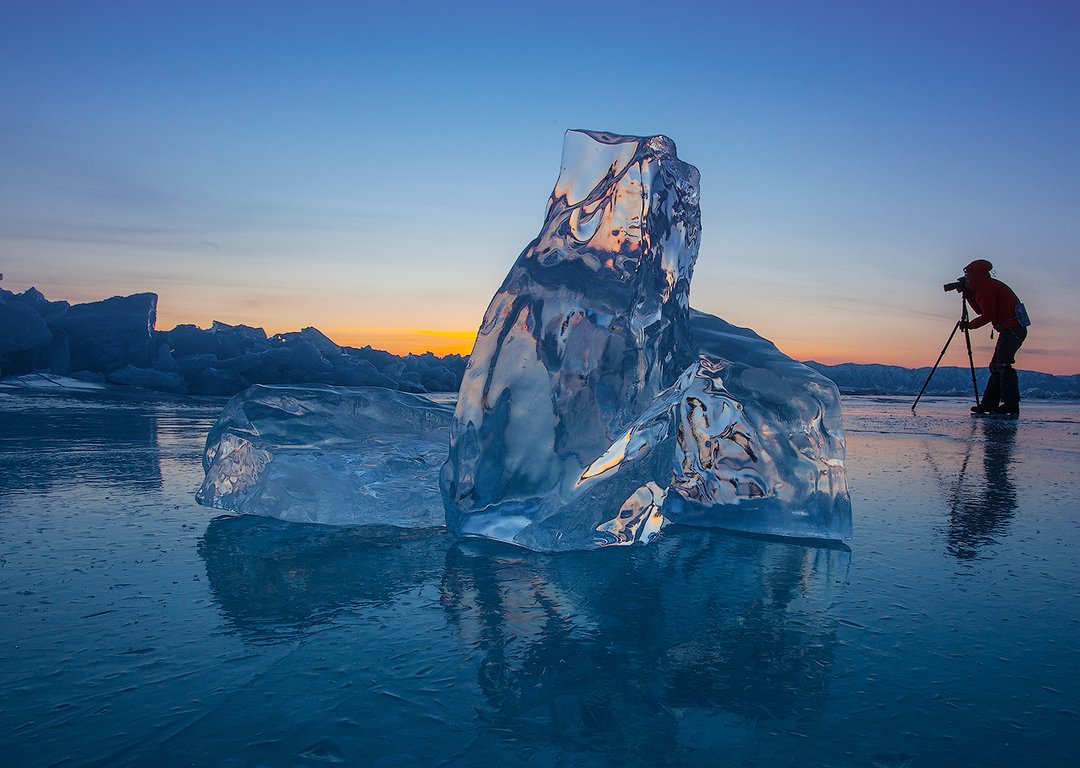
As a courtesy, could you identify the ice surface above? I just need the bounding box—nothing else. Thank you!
[4,392,1080,766]
[197,385,452,526]
[441,130,850,550]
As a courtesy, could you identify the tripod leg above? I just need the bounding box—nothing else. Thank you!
[912,321,961,411]
[963,326,981,409]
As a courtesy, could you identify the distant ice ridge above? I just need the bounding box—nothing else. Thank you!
[440,130,851,550]
[197,385,451,527]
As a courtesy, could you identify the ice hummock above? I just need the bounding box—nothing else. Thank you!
[197,130,850,549]
[197,385,451,527]
[440,130,851,549]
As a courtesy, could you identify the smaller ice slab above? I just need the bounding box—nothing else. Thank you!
[197,385,452,527]
[0,373,106,390]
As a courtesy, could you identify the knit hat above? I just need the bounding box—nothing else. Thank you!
[964,259,993,275]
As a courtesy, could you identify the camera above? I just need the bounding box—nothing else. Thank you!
[943,276,967,292]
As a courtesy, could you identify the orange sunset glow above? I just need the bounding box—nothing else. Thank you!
[326,328,477,357]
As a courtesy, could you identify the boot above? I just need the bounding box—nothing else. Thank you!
[980,371,1002,413]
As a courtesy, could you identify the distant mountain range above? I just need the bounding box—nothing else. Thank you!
[4,286,1078,400]
[0,288,465,396]
[803,361,1080,400]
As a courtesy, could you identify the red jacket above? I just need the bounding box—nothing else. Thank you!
[963,261,1020,331]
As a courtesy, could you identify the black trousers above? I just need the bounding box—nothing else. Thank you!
[981,326,1027,410]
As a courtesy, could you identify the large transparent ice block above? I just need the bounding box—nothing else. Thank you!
[198,385,452,527]
[440,130,850,550]
[440,130,701,550]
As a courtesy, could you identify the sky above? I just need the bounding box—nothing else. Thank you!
[1,0,1078,374]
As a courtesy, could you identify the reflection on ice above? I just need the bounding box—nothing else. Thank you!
[943,418,1020,560]
[199,516,449,640]
[0,390,164,495]
[197,512,850,759]
[440,530,850,758]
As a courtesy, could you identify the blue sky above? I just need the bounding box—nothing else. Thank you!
[2,0,1078,373]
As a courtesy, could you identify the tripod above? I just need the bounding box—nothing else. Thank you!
[911,295,981,412]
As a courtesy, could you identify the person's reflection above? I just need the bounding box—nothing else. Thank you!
[439,530,850,760]
[945,418,1019,559]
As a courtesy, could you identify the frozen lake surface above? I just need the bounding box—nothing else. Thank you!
[1,389,1078,766]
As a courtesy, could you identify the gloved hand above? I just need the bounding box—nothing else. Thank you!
[958,320,970,331]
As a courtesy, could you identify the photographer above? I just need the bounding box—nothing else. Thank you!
[957,260,1029,416]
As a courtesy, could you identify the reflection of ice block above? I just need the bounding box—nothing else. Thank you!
[198,385,452,527]
[440,130,702,551]
[442,529,850,735]
[441,129,850,551]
